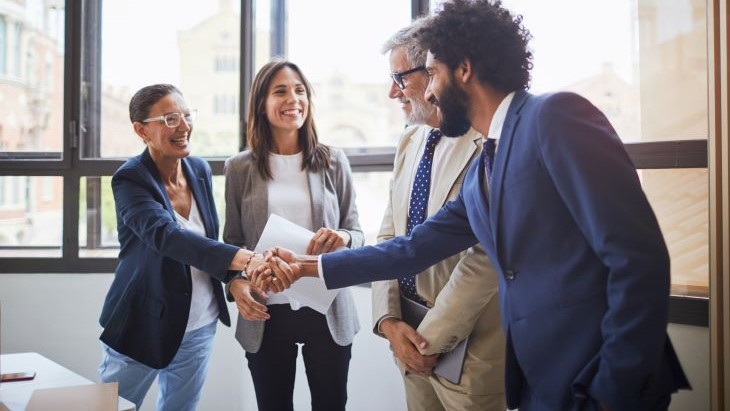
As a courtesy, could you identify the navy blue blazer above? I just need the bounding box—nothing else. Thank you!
[322,91,689,410]
[99,149,239,369]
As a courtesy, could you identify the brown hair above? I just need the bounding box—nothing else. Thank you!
[129,83,181,123]
[247,58,330,179]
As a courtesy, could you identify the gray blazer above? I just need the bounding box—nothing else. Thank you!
[223,147,363,353]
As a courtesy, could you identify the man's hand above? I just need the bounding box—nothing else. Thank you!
[380,318,439,376]
[229,277,270,321]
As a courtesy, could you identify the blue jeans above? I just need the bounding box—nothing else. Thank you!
[99,320,217,411]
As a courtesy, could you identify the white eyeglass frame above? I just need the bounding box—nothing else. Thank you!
[141,109,198,128]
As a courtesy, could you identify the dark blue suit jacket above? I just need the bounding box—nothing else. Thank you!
[323,91,689,410]
[99,149,239,369]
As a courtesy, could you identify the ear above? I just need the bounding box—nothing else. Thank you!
[455,59,473,84]
[133,122,148,143]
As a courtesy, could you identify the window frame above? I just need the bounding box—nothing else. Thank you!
[0,0,710,327]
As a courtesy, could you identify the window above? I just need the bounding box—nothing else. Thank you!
[0,16,6,75]
[215,56,238,72]
[284,0,411,149]
[13,21,21,77]
[429,0,709,299]
[0,176,62,257]
[0,2,64,155]
[213,94,237,115]
[0,0,714,321]
[98,0,241,159]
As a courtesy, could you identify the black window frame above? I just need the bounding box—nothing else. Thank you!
[0,0,708,326]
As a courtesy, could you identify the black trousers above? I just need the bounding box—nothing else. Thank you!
[245,304,352,411]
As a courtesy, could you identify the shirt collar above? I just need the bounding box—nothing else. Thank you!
[486,91,516,142]
[423,126,455,147]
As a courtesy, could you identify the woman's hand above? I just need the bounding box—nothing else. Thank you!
[248,246,314,293]
[248,261,278,292]
[229,277,270,321]
[246,252,266,274]
[306,228,349,255]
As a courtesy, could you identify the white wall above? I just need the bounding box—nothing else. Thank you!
[0,273,709,410]
[667,322,709,411]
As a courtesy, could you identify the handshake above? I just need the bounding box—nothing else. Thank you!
[247,247,305,292]
[229,227,348,321]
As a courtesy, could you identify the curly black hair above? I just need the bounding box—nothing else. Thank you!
[417,0,533,92]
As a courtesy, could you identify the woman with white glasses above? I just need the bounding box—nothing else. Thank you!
[98,83,268,411]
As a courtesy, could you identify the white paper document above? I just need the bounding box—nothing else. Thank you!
[254,214,339,314]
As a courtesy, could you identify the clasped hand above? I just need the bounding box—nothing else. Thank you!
[227,248,300,321]
[230,228,346,321]
[249,227,347,293]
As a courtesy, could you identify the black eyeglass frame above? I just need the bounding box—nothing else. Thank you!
[390,66,426,90]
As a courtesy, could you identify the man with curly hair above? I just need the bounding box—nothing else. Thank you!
[259,1,691,410]
[410,1,690,409]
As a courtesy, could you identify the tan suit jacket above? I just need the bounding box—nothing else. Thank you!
[372,125,505,397]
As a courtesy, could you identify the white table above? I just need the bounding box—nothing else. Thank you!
[0,352,135,411]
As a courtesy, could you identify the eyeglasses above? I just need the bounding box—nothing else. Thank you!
[390,66,426,90]
[141,109,198,128]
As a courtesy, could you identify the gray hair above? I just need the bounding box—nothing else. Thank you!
[380,18,428,67]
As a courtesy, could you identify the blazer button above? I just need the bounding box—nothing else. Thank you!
[505,270,516,280]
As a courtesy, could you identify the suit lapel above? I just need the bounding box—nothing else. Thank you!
[308,168,324,229]
[394,128,423,234]
[490,90,528,255]
[140,149,176,218]
[250,166,270,241]
[182,158,214,238]
[428,128,481,215]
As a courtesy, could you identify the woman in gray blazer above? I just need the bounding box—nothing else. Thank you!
[223,59,363,411]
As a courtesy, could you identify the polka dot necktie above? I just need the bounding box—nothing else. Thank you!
[399,129,442,304]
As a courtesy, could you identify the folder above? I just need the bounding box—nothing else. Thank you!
[400,296,469,385]
[26,382,118,411]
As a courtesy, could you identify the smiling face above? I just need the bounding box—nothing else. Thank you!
[134,92,193,161]
[265,66,309,137]
[388,46,437,127]
[425,52,472,137]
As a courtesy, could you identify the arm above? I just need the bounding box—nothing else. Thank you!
[416,244,499,356]
[112,166,239,282]
[371,149,436,374]
[539,93,670,409]
[258,182,481,289]
[221,156,270,318]
[320,192,479,289]
[221,157,265,273]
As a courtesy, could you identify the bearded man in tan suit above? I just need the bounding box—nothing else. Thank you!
[371,21,506,411]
